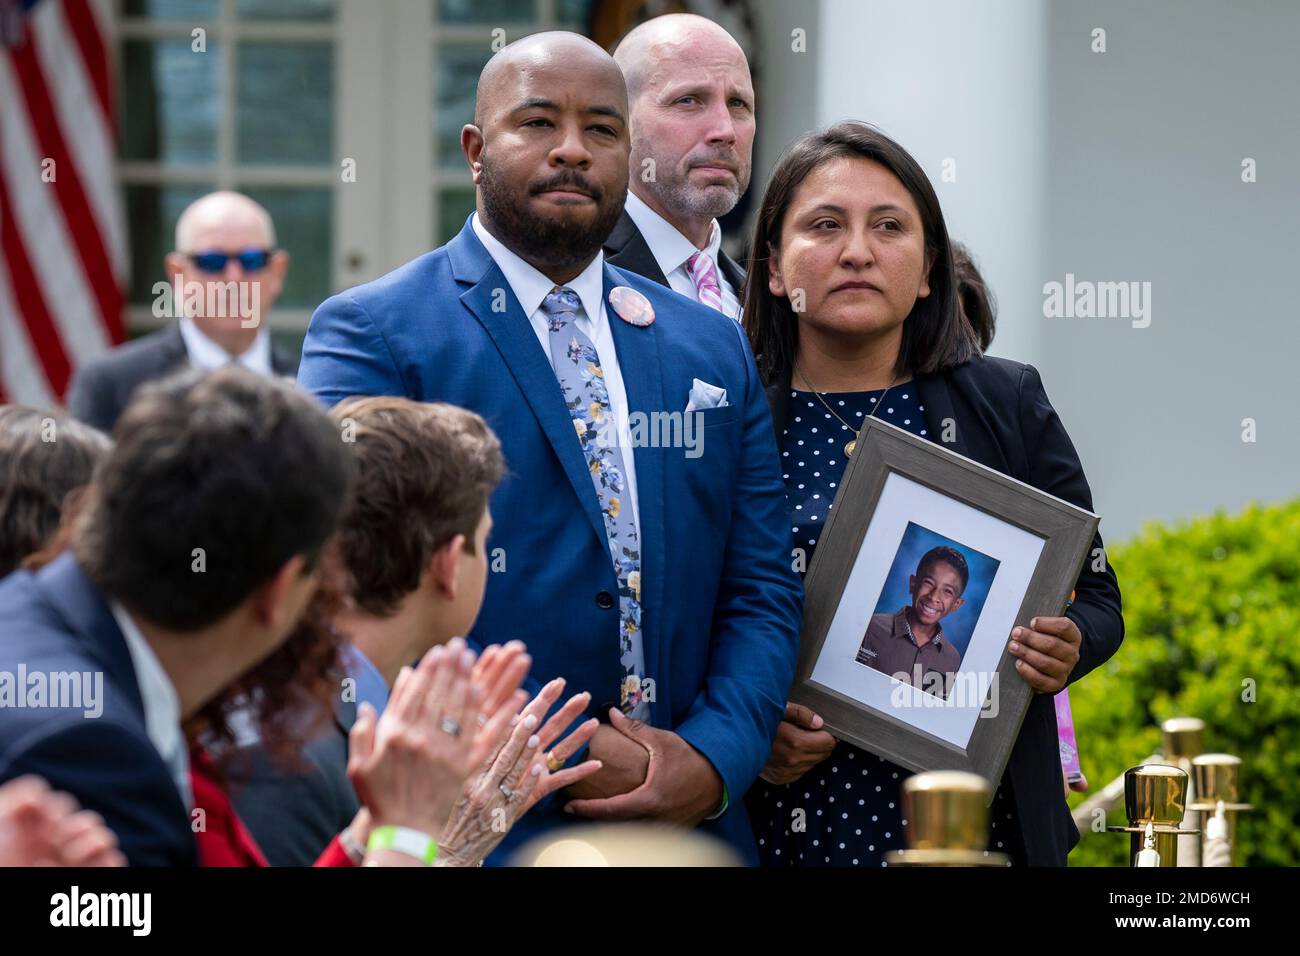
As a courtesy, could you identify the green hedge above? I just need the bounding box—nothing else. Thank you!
[1066,498,1300,866]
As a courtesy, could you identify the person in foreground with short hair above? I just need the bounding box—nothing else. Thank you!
[856,545,967,699]
[0,405,110,579]
[0,398,362,867]
[0,367,354,865]
[232,396,602,866]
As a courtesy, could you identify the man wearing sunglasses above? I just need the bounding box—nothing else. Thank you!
[67,191,299,433]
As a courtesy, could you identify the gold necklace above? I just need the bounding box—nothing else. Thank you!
[795,368,897,459]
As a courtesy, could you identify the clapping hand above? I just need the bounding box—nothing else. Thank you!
[0,776,125,867]
[346,638,481,865]
[440,670,601,866]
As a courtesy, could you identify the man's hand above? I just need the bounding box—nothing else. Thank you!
[1007,616,1082,694]
[562,722,649,801]
[758,702,836,786]
[564,709,723,827]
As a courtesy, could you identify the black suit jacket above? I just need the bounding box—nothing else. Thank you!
[0,554,197,866]
[229,699,359,867]
[66,323,300,433]
[765,355,1124,866]
[603,210,747,297]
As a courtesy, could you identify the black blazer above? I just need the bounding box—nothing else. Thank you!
[0,554,197,866]
[603,209,747,295]
[66,323,300,433]
[765,355,1124,866]
[229,700,359,867]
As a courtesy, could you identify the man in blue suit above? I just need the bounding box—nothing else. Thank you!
[0,368,354,865]
[299,32,801,863]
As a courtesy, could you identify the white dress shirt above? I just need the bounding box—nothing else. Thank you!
[471,212,641,529]
[109,601,192,810]
[179,316,274,376]
[623,190,741,320]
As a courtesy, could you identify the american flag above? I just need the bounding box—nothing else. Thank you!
[0,0,125,406]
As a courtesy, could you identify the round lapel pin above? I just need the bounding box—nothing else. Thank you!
[608,285,655,327]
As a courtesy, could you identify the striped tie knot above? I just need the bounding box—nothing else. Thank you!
[685,251,724,312]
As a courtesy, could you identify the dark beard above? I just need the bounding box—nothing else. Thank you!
[478,153,626,271]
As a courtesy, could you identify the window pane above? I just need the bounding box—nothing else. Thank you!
[270,328,307,362]
[437,0,534,24]
[124,183,214,306]
[237,42,334,166]
[434,44,492,169]
[120,39,220,165]
[239,187,333,310]
[556,0,592,26]
[123,0,219,19]
[437,187,476,246]
[236,0,336,20]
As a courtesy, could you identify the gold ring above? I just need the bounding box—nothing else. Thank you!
[546,751,564,773]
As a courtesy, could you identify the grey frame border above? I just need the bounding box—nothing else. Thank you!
[790,416,1099,793]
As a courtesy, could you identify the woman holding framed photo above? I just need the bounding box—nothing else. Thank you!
[741,121,1123,867]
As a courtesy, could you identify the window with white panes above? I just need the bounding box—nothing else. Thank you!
[117,0,338,341]
[115,0,595,346]
[431,0,593,245]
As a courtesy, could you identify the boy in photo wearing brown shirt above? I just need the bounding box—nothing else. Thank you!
[857,546,969,699]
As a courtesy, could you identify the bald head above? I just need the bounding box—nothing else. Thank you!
[474,31,626,129]
[165,190,288,358]
[614,14,747,104]
[461,31,630,282]
[611,14,755,243]
[175,191,276,253]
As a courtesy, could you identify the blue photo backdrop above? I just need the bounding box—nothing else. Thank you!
[870,521,1001,661]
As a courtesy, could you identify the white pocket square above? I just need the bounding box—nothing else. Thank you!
[685,377,728,412]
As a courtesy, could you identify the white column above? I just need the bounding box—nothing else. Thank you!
[814,0,1048,366]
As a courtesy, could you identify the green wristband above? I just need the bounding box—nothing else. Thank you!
[367,825,439,865]
[705,783,730,821]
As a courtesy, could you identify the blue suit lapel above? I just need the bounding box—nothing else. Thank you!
[604,264,667,713]
[447,219,608,553]
[38,553,144,716]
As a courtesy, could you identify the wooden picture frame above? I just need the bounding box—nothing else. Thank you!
[790,415,1098,794]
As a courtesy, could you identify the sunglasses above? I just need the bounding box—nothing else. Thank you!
[185,249,274,274]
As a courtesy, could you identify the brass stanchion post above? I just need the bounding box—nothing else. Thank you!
[884,771,1010,867]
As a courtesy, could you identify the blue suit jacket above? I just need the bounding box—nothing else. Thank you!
[299,216,803,863]
[0,554,196,866]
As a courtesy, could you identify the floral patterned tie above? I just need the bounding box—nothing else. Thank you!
[542,287,648,718]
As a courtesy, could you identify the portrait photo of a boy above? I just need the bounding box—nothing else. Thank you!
[856,525,999,701]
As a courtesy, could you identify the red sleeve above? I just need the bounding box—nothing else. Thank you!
[313,834,358,868]
[190,744,270,868]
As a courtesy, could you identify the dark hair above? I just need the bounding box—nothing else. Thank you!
[0,406,110,578]
[916,545,970,594]
[329,396,504,618]
[73,367,355,630]
[951,241,997,352]
[186,538,352,781]
[742,121,981,383]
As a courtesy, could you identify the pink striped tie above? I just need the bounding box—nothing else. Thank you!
[686,250,725,313]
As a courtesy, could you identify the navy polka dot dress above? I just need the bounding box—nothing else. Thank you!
[746,386,1026,867]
